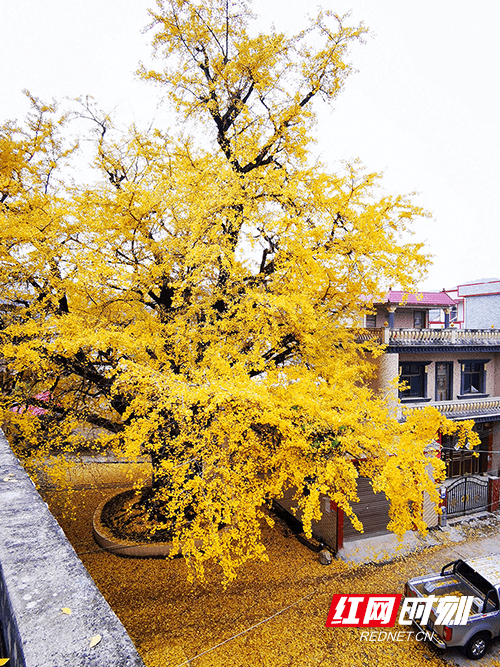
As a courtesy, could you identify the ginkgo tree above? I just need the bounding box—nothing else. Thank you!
[0,0,475,580]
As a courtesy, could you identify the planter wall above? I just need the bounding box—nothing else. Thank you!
[0,429,145,667]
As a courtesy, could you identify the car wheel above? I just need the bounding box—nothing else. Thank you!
[464,632,489,660]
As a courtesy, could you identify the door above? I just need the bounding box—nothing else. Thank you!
[413,311,425,329]
[435,362,453,401]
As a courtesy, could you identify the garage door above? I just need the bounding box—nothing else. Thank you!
[343,477,391,542]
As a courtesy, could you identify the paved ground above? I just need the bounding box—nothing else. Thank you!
[38,460,500,667]
[338,523,465,566]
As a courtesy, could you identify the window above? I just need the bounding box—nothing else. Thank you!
[399,363,428,399]
[428,308,442,323]
[459,360,489,396]
[463,363,484,394]
[442,424,490,478]
[485,590,500,613]
[442,437,481,477]
[365,314,377,328]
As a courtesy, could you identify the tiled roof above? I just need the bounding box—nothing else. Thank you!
[378,290,457,307]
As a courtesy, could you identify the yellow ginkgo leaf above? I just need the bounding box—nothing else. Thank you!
[61,608,72,615]
[0,658,9,665]
[89,635,102,648]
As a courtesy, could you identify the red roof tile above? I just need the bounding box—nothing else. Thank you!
[378,290,456,307]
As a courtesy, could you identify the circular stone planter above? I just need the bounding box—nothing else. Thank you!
[93,491,203,558]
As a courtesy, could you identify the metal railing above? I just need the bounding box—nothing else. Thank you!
[446,475,489,517]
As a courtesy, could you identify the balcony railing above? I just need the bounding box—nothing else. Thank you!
[356,328,500,347]
[390,328,500,346]
[401,396,500,420]
[355,328,384,343]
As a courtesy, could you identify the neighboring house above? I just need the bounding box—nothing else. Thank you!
[275,289,500,553]
[428,278,500,329]
[443,278,500,330]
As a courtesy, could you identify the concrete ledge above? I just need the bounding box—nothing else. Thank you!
[0,429,145,667]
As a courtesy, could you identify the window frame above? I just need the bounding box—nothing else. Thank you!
[458,358,490,398]
[399,361,432,402]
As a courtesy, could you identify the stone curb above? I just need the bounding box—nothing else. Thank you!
[92,492,206,558]
[93,494,179,558]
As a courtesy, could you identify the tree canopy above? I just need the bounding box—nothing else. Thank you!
[0,0,474,581]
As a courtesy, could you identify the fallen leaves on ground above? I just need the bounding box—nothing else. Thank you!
[44,484,460,667]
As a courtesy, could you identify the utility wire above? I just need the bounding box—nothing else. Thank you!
[172,590,317,667]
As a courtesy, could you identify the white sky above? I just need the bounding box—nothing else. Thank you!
[2,0,499,291]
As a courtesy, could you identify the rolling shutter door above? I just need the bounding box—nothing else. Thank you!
[343,477,391,542]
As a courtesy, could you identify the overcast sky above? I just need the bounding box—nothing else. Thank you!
[2,0,499,291]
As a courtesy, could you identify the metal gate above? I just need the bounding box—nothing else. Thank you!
[446,475,489,517]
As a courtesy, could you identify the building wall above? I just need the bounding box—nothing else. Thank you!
[423,463,439,528]
[394,310,416,328]
[397,351,500,402]
[489,422,500,476]
[373,307,430,329]
[465,295,500,329]
[368,309,388,328]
